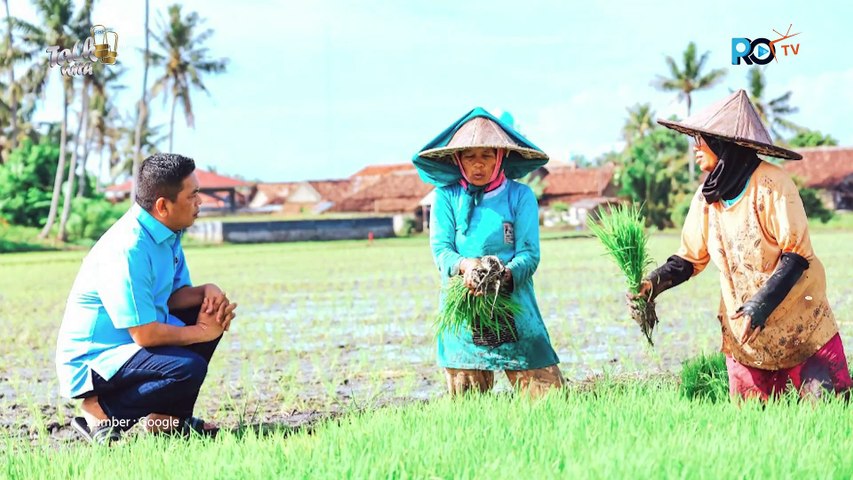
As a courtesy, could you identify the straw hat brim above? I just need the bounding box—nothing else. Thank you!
[657,119,802,161]
[419,144,549,163]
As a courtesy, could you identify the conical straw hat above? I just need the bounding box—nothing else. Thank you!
[419,116,548,163]
[657,89,802,160]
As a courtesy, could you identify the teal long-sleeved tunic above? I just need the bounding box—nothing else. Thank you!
[430,179,560,370]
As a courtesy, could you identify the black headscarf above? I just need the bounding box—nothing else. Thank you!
[701,136,763,204]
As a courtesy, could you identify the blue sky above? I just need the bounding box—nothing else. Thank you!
[9,0,853,182]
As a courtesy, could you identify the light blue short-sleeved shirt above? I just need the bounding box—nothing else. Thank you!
[55,203,192,398]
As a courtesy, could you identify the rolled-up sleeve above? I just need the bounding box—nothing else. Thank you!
[763,176,814,261]
[96,247,157,329]
[676,190,711,276]
[505,185,540,285]
[430,187,464,278]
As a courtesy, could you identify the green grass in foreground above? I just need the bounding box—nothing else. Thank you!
[5,379,853,479]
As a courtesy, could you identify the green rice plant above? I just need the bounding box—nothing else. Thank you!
[679,352,729,402]
[587,203,657,345]
[434,257,521,343]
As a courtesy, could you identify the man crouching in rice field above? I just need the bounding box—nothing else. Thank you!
[55,154,237,444]
[413,108,565,397]
[630,90,851,402]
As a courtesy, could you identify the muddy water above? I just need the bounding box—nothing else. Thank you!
[1,283,722,447]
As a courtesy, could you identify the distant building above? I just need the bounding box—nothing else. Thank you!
[536,164,620,228]
[539,163,618,206]
[249,179,353,214]
[331,166,433,215]
[106,169,254,211]
[785,146,853,210]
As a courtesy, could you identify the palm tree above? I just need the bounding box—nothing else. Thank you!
[14,0,77,239]
[78,61,125,196]
[57,77,87,240]
[654,42,726,182]
[87,69,125,193]
[654,42,727,116]
[622,103,656,144]
[1,0,39,161]
[131,0,150,204]
[57,0,94,241]
[745,67,802,141]
[111,116,165,181]
[149,4,228,152]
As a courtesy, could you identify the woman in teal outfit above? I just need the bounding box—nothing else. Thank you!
[413,108,565,396]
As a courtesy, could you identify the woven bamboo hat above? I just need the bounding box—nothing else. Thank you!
[419,116,548,163]
[412,108,549,187]
[657,89,802,160]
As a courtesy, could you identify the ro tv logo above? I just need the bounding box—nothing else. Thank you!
[731,24,801,65]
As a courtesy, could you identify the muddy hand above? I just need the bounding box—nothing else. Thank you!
[464,271,483,296]
[626,279,652,304]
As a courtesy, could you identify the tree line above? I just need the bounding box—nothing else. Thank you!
[0,0,227,242]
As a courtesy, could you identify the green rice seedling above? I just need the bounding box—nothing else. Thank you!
[435,256,521,343]
[587,204,657,345]
[679,352,729,403]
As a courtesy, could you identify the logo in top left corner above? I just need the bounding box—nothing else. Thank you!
[45,24,119,77]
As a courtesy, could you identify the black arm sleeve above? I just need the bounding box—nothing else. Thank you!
[738,252,809,329]
[646,255,695,300]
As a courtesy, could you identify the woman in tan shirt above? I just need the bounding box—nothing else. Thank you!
[635,90,850,400]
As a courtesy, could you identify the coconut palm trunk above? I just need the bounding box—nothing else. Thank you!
[131,0,150,204]
[96,147,104,193]
[686,95,694,182]
[58,79,89,241]
[168,94,177,151]
[3,0,17,153]
[76,129,92,197]
[39,81,71,239]
[76,78,92,197]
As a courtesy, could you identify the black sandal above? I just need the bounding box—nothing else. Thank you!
[152,416,219,438]
[71,417,121,445]
[180,416,219,437]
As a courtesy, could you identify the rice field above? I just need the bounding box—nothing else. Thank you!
[2,228,853,478]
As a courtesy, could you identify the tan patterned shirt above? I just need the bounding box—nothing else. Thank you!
[677,161,837,370]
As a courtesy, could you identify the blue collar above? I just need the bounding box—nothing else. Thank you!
[132,203,178,245]
[722,178,750,209]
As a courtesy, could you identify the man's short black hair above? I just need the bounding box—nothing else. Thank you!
[136,154,196,211]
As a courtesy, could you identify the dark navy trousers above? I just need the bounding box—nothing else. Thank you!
[77,305,221,428]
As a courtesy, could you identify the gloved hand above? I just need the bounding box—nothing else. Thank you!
[735,252,809,345]
[625,255,694,305]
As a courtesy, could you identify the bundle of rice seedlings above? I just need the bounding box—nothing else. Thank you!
[679,352,729,402]
[587,203,658,346]
[436,255,521,344]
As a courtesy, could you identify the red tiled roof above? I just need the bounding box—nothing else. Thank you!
[784,147,853,189]
[307,179,354,203]
[542,164,615,196]
[349,163,416,178]
[106,168,253,193]
[333,171,432,213]
[252,182,299,205]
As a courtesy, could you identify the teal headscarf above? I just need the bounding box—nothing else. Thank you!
[412,108,549,233]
